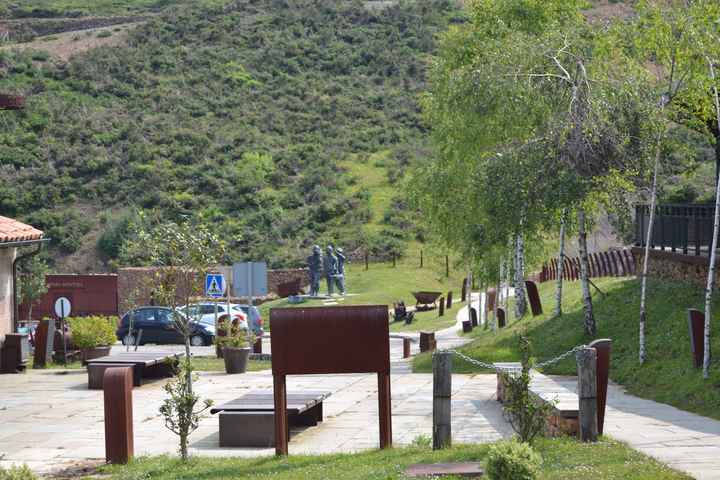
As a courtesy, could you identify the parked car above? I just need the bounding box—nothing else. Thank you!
[117,307,215,347]
[177,303,263,336]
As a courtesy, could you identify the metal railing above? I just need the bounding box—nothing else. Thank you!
[635,203,716,255]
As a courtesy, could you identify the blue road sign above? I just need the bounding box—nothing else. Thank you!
[205,273,226,298]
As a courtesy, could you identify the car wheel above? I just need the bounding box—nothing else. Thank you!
[190,335,205,347]
[122,334,135,346]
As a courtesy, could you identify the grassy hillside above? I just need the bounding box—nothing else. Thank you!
[99,438,690,480]
[414,276,720,420]
[0,0,461,271]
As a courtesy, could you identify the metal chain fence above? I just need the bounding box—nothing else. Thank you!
[436,344,587,373]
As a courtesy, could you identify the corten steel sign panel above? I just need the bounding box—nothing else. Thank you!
[270,305,391,455]
[271,305,390,375]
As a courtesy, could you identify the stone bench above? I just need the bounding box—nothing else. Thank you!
[211,391,331,447]
[87,352,181,389]
[494,362,579,436]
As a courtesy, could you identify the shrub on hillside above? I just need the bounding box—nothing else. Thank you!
[486,440,542,480]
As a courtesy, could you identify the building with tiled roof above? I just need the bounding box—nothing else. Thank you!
[0,217,45,371]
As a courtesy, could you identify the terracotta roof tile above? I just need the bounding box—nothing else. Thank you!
[0,216,44,243]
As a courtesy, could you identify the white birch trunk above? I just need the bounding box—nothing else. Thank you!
[578,208,595,336]
[514,234,527,319]
[639,130,662,365]
[703,58,720,379]
[493,260,501,332]
[505,252,511,313]
[555,209,567,317]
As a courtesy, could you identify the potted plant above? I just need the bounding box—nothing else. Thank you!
[216,318,254,374]
[68,316,117,364]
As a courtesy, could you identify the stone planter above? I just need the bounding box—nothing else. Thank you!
[222,347,250,374]
[81,346,112,365]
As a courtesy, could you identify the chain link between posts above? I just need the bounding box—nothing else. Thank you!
[436,344,587,372]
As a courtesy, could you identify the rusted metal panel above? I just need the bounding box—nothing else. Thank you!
[589,338,611,436]
[19,274,119,319]
[103,367,134,464]
[420,331,435,353]
[469,308,478,327]
[270,305,389,375]
[688,309,705,369]
[403,338,411,358]
[446,291,452,308]
[461,279,467,302]
[32,319,54,368]
[270,305,392,455]
[438,298,445,317]
[497,308,506,328]
[462,320,472,333]
[486,288,496,312]
[524,280,543,316]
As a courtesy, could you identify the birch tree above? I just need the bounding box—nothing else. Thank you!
[554,209,567,317]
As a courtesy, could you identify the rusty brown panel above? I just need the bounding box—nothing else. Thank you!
[688,309,705,369]
[589,339,612,436]
[470,307,478,327]
[446,291,453,308]
[403,338,411,358]
[524,280,543,316]
[378,372,392,449]
[461,279,467,302]
[486,288,496,312]
[592,253,602,278]
[273,374,288,455]
[33,319,54,368]
[104,367,134,464]
[270,305,390,375]
[462,320,472,333]
[438,298,445,317]
[497,308,506,328]
[420,331,435,352]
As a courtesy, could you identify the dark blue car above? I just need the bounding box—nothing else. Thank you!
[117,307,215,347]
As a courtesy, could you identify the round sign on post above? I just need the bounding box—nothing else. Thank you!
[54,297,72,318]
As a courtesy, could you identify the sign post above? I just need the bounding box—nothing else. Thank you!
[54,297,71,364]
[206,273,226,358]
[232,262,267,346]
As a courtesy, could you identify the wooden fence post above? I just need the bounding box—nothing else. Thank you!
[433,351,452,449]
[393,253,396,268]
[365,251,369,271]
[445,255,449,277]
[420,250,423,268]
[576,347,598,442]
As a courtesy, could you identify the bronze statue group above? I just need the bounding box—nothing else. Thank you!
[307,245,346,297]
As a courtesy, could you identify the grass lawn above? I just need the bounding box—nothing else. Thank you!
[192,356,270,372]
[413,276,720,420]
[99,437,689,479]
[259,259,465,333]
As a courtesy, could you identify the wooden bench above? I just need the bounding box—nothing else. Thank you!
[494,362,579,436]
[210,391,331,447]
[87,352,182,389]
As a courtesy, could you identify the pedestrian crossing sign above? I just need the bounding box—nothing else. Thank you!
[205,273,226,298]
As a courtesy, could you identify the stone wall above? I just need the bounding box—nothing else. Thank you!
[630,247,715,287]
[118,266,310,315]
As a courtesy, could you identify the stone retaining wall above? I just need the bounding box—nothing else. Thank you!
[117,266,310,314]
[630,247,715,287]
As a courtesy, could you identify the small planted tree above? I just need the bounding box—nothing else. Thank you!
[501,336,553,444]
[121,215,225,460]
[17,256,48,323]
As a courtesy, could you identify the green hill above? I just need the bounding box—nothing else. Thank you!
[414,277,720,421]
[0,0,461,271]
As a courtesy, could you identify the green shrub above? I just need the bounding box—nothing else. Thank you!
[97,30,112,38]
[68,316,117,349]
[486,440,542,480]
[0,465,37,480]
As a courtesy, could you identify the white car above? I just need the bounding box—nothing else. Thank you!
[177,303,248,331]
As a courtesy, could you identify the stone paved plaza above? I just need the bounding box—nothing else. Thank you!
[0,366,511,474]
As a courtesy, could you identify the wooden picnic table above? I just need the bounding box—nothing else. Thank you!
[211,391,331,447]
[87,352,183,389]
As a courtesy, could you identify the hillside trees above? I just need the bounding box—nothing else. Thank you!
[0,0,459,270]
